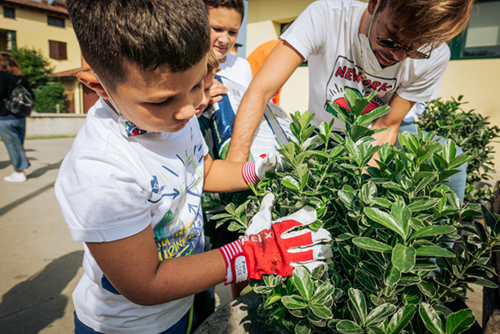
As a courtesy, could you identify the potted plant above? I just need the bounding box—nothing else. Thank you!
[215,91,500,334]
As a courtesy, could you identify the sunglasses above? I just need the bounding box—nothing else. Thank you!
[375,21,432,60]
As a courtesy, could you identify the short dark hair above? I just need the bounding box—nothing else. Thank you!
[204,0,245,22]
[67,0,211,90]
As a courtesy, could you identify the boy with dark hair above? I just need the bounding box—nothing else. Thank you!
[56,0,332,333]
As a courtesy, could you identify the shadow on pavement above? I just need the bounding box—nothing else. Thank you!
[0,251,83,334]
[0,160,11,170]
[0,182,55,218]
[26,160,62,180]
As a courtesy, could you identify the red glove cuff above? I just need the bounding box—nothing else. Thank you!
[219,240,249,285]
[242,161,259,186]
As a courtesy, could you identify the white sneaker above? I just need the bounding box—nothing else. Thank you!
[4,172,27,182]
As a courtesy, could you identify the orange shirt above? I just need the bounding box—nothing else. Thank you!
[246,40,282,106]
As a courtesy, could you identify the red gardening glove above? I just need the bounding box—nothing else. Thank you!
[219,194,332,284]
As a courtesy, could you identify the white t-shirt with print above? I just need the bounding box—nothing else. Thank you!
[281,0,450,130]
[55,98,208,333]
[218,52,253,88]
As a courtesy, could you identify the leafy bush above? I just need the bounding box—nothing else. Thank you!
[216,92,500,334]
[11,47,54,87]
[34,82,66,113]
[417,96,500,204]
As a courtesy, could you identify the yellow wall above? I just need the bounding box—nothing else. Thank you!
[61,78,83,114]
[0,5,81,73]
[246,0,313,114]
[440,59,500,171]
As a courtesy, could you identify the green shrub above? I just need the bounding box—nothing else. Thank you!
[216,92,500,334]
[417,96,500,204]
[11,47,54,87]
[34,82,66,113]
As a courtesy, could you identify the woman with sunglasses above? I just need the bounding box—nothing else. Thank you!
[227,0,472,202]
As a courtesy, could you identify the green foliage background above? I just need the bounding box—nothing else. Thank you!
[12,47,54,87]
[11,47,66,113]
[34,82,66,113]
[417,96,500,204]
[217,92,500,334]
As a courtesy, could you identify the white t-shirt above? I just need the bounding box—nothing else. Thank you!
[218,52,253,88]
[55,98,208,333]
[281,0,450,130]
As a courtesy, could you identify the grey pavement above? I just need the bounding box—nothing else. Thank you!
[0,137,232,334]
[0,138,484,333]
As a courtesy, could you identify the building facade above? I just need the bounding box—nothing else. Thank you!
[0,0,95,114]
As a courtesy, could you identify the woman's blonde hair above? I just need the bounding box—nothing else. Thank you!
[379,0,474,48]
[0,53,23,76]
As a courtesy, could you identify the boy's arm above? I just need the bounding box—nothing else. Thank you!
[203,152,284,193]
[225,41,304,163]
[86,194,333,306]
[86,226,227,306]
[203,154,248,192]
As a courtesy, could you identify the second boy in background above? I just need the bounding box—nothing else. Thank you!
[204,0,252,105]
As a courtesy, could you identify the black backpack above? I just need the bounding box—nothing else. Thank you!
[4,78,34,117]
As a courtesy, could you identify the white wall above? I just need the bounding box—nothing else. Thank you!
[26,113,86,137]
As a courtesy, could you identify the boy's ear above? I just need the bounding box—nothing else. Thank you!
[367,0,379,15]
[77,71,110,99]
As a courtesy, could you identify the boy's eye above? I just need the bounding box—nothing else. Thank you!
[194,81,203,90]
[211,27,222,32]
[154,99,172,108]
[229,31,238,36]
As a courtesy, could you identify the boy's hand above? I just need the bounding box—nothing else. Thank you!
[209,80,228,105]
[219,194,332,284]
[242,151,285,186]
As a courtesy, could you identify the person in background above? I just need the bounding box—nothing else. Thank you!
[192,49,219,330]
[204,0,252,106]
[0,53,33,183]
[246,40,281,106]
[246,22,294,106]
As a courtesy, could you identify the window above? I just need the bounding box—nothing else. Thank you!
[450,0,500,60]
[49,40,67,60]
[48,15,65,28]
[7,31,16,51]
[3,7,15,19]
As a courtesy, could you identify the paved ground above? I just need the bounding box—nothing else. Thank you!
[0,138,485,333]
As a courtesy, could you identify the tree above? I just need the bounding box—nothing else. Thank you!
[34,82,66,113]
[11,47,54,87]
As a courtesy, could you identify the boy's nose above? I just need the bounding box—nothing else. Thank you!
[390,48,407,61]
[176,104,195,121]
[218,33,229,43]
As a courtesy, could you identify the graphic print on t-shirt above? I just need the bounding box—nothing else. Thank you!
[148,125,206,261]
[324,56,398,116]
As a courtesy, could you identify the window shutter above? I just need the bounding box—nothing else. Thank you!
[49,40,67,60]
[49,40,59,59]
[59,42,67,60]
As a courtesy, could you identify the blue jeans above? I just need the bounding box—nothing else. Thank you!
[397,121,467,203]
[74,306,196,334]
[0,117,30,171]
